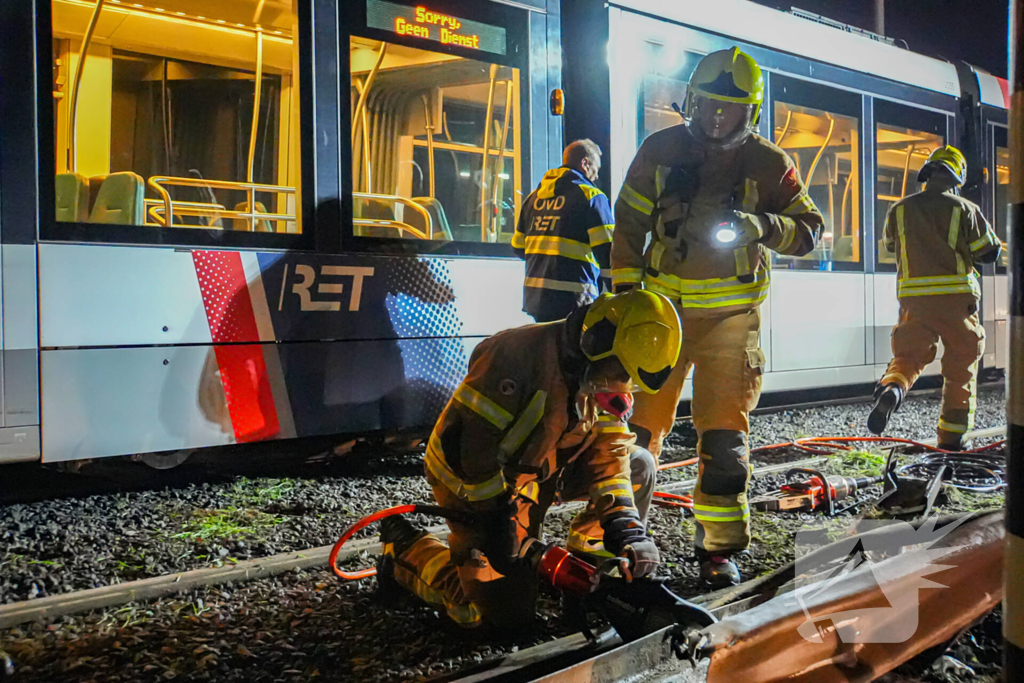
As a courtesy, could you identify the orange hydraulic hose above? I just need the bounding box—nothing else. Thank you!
[333,436,1005,580]
[658,457,698,471]
[329,504,417,580]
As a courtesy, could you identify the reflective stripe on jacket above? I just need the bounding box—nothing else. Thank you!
[611,125,823,316]
[513,168,614,316]
[427,322,641,530]
[883,185,1000,300]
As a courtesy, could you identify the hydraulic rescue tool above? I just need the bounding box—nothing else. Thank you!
[519,537,717,642]
[751,467,882,515]
[750,453,952,519]
[329,505,717,644]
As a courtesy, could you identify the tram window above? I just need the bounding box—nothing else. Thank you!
[350,38,522,244]
[51,0,302,233]
[875,123,943,266]
[773,101,861,267]
[636,46,702,142]
[994,127,1009,269]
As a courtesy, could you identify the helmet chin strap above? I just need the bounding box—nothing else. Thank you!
[594,392,634,421]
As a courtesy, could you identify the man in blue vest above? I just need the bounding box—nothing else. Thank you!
[512,140,614,322]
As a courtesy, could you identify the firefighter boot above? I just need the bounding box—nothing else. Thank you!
[937,436,964,452]
[699,554,741,589]
[377,515,428,602]
[868,384,904,436]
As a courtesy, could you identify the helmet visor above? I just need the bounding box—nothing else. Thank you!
[690,95,755,148]
[581,357,638,395]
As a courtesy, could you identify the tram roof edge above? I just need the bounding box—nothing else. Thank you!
[609,0,962,99]
[975,69,1010,109]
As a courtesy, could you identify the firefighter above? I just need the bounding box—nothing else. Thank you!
[868,145,1001,449]
[611,47,823,588]
[512,139,614,322]
[376,290,681,629]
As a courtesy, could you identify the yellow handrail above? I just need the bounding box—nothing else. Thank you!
[479,64,498,241]
[67,0,106,172]
[354,192,433,239]
[147,176,295,230]
[900,144,916,198]
[805,115,836,187]
[775,109,793,147]
[353,218,429,240]
[489,80,514,241]
[144,199,226,227]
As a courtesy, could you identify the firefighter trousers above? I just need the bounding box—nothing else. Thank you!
[389,447,656,629]
[629,308,763,555]
[880,294,985,445]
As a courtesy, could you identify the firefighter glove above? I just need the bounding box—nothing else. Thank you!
[602,515,647,555]
[475,496,520,575]
[727,211,765,247]
[622,538,660,581]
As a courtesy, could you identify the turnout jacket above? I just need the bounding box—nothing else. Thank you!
[512,168,614,317]
[425,321,641,534]
[612,124,823,316]
[883,184,1001,300]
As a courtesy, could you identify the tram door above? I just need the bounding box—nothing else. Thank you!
[344,0,557,246]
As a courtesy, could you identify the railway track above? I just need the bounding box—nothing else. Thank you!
[0,424,1006,631]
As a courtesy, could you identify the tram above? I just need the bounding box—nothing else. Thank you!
[0,0,1007,467]
[561,0,1011,402]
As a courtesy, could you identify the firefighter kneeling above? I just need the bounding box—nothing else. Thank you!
[376,290,681,629]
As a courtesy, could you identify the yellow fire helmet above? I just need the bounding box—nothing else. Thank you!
[918,145,967,186]
[684,47,764,148]
[580,290,682,394]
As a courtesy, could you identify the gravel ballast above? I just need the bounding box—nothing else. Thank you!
[0,383,1007,681]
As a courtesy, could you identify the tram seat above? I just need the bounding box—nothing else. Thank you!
[833,236,854,262]
[232,201,274,232]
[878,237,897,264]
[410,197,453,241]
[55,172,90,222]
[89,172,145,225]
[354,197,403,238]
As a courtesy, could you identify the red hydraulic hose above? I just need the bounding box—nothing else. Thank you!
[653,491,694,509]
[658,457,698,471]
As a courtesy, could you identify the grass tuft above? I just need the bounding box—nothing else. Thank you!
[173,508,284,542]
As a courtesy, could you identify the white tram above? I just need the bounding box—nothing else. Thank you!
[0,0,1008,467]
[561,0,1010,404]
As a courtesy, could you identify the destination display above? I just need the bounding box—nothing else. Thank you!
[366,1,508,55]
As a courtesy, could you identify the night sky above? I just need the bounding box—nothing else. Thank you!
[750,0,1009,78]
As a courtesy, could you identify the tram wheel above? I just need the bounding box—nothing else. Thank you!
[132,449,194,470]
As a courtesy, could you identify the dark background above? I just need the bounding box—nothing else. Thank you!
[750,0,1009,78]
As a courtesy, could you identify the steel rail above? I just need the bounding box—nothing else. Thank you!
[443,511,1004,683]
[0,524,448,631]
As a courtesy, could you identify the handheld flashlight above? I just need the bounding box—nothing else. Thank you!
[714,222,738,245]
